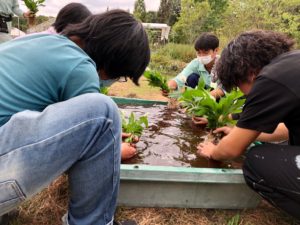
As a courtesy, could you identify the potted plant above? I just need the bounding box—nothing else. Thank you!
[23,0,45,27]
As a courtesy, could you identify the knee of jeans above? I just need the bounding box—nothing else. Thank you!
[80,94,121,132]
[79,93,119,117]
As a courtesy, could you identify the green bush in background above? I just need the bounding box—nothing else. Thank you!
[149,43,195,77]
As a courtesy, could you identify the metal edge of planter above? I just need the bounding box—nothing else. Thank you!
[112,96,168,105]
[112,97,261,209]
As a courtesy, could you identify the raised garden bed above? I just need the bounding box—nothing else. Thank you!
[113,97,261,209]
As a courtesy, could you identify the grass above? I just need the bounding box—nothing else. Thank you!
[8,80,300,225]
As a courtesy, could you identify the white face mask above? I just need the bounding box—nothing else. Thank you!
[100,79,116,87]
[197,55,213,65]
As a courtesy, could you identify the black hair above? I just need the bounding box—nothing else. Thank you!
[194,33,219,51]
[52,3,92,33]
[61,9,150,85]
[216,30,295,92]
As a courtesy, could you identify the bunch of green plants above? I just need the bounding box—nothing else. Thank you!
[179,78,245,129]
[121,111,148,143]
[144,70,170,92]
[99,87,109,95]
[23,0,45,14]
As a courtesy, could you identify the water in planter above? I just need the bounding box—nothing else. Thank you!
[119,104,243,169]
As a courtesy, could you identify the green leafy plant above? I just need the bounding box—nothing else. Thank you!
[121,111,148,143]
[144,70,170,92]
[179,78,245,129]
[99,87,109,95]
[23,0,45,14]
[227,214,240,225]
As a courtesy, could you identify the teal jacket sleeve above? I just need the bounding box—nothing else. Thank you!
[12,0,23,17]
[171,59,200,89]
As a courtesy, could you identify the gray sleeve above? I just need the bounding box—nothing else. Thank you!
[12,0,24,17]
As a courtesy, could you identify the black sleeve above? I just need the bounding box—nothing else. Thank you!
[237,76,297,133]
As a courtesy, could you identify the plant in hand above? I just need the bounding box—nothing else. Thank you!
[179,78,245,129]
[121,111,148,143]
[100,87,109,95]
[144,70,170,93]
[23,0,45,14]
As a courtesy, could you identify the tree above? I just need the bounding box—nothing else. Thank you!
[218,0,300,45]
[133,0,146,22]
[145,11,158,23]
[203,0,228,31]
[169,0,181,26]
[157,0,171,23]
[171,0,211,43]
[157,0,181,25]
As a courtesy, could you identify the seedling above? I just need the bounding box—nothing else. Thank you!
[100,87,109,95]
[23,0,45,14]
[179,78,245,129]
[144,70,170,93]
[121,111,148,143]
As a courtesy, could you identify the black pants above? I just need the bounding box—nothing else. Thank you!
[185,73,210,89]
[243,144,300,219]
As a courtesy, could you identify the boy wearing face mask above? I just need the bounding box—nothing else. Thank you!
[167,33,224,99]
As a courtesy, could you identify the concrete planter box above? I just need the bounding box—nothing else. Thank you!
[113,97,261,209]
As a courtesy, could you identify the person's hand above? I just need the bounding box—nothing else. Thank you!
[197,142,217,159]
[161,89,169,97]
[210,88,225,99]
[23,11,35,18]
[192,116,208,125]
[121,143,137,161]
[122,133,139,143]
[213,126,233,136]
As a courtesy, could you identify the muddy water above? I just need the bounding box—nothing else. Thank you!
[119,104,243,169]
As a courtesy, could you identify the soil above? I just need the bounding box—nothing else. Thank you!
[120,104,243,169]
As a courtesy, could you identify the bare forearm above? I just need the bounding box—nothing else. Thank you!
[256,123,288,142]
[211,127,260,160]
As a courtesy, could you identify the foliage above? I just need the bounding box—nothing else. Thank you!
[156,43,195,63]
[217,0,300,46]
[203,0,228,31]
[227,214,240,225]
[12,15,52,31]
[99,87,109,95]
[157,0,181,26]
[169,0,300,46]
[171,0,211,43]
[179,78,245,129]
[121,111,148,143]
[144,70,170,92]
[133,0,146,22]
[149,43,194,76]
[23,0,45,14]
[144,11,158,23]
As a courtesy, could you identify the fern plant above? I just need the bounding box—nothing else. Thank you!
[179,78,245,129]
[23,0,45,14]
[121,111,148,143]
[144,70,170,92]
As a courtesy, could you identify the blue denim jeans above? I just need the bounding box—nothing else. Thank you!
[0,93,121,225]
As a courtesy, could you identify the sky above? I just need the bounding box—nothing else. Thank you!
[19,0,161,16]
